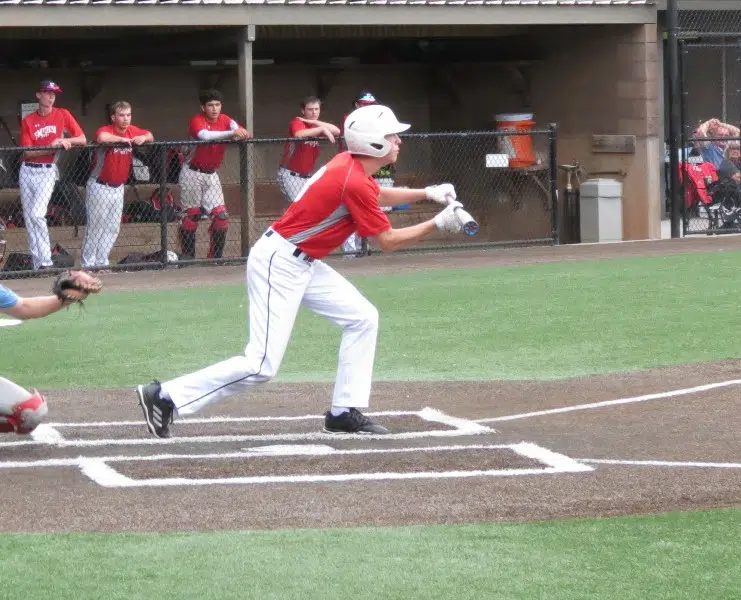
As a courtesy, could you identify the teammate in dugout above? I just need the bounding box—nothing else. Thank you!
[19,80,87,270]
[82,101,154,270]
[277,95,341,204]
[137,104,470,438]
[178,89,252,260]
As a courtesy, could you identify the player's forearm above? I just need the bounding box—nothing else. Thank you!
[378,187,426,207]
[371,221,437,253]
[68,135,87,146]
[5,296,65,320]
[294,127,325,139]
[196,130,234,141]
[97,132,128,144]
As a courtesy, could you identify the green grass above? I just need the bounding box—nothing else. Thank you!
[2,509,740,599]
[6,249,741,389]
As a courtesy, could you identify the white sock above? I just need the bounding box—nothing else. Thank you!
[330,406,350,417]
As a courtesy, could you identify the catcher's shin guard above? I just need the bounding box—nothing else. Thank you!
[0,376,48,435]
[179,208,201,258]
[208,206,229,259]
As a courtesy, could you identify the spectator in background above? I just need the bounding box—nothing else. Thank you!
[717,142,741,183]
[694,118,740,168]
[277,96,340,204]
[19,80,86,270]
[82,101,153,271]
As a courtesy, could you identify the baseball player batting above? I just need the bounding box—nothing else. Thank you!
[137,104,474,439]
[178,89,252,260]
[19,80,86,270]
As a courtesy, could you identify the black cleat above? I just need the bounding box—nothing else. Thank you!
[323,408,390,435]
[136,381,174,439]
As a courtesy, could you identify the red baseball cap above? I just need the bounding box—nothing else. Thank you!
[355,91,377,107]
[38,80,62,94]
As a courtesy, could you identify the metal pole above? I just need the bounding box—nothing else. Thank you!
[667,0,682,238]
[238,25,256,257]
[158,144,169,268]
[548,123,559,245]
[722,37,728,123]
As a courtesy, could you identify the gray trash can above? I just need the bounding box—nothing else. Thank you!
[579,178,623,243]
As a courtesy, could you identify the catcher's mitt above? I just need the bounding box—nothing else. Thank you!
[52,270,103,305]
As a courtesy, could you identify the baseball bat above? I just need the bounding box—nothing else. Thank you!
[453,206,479,236]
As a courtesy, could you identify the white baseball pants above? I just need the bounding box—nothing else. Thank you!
[277,167,310,204]
[161,229,379,416]
[81,179,124,268]
[19,163,59,269]
[179,166,224,212]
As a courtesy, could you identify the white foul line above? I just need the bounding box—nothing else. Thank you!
[580,458,741,469]
[474,378,741,423]
[511,442,593,473]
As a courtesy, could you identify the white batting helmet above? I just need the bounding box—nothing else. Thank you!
[343,105,410,159]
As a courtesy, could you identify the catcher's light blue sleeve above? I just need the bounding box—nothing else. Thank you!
[0,284,19,309]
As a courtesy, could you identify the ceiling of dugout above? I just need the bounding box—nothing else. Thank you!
[0,28,546,68]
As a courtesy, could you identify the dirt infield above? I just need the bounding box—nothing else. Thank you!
[1,237,741,533]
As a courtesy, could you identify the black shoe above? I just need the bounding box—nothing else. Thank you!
[323,408,390,435]
[136,381,174,439]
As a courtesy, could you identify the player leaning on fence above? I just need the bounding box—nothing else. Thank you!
[178,89,252,261]
[137,104,472,439]
[277,95,340,204]
[82,101,154,270]
[19,80,86,270]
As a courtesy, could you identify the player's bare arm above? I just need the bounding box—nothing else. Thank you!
[371,221,437,252]
[293,125,336,143]
[2,296,66,320]
[131,132,154,145]
[297,118,341,136]
[97,131,132,145]
[377,184,458,207]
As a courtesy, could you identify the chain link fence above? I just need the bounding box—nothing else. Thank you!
[0,128,558,280]
[667,6,741,235]
[679,135,741,235]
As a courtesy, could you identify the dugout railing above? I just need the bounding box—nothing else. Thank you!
[0,127,559,279]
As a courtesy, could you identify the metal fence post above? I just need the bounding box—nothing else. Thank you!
[157,144,169,267]
[667,0,682,238]
[548,123,559,245]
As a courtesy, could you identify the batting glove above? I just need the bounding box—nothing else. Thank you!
[425,183,457,206]
[434,203,464,233]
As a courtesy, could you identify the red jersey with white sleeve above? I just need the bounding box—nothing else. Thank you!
[20,108,84,164]
[185,113,237,171]
[90,124,151,186]
[272,152,391,259]
[280,118,321,175]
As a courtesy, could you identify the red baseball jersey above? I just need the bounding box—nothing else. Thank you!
[90,124,151,187]
[186,113,236,171]
[272,151,391,259]
[280,118,321,175]
[20,108,84,164]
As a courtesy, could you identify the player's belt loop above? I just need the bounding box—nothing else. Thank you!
[189,165,216,175]
[23,162,53,169]
[290,171,310,179]
[263,229,314,263]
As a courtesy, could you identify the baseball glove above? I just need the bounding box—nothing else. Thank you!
[52,270,103,305]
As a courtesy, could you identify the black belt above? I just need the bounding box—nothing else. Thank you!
[189,165,216,175]
[95,178,123,188]
[23,162,53,169]
[264,229,314,263]
[281,168,310,179]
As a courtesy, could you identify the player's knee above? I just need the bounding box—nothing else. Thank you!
[182,208,201,232]
[210,206,230,230]
[10,391,48,435]
[355,303,379,333]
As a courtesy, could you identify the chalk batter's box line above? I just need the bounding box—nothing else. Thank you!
[0,407,494,448]
[75,441,594,488]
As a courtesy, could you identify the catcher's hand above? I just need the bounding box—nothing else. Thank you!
[52,270,103,305]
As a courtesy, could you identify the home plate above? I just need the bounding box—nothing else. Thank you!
[240,444,336,456]
[0,319,22,328]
